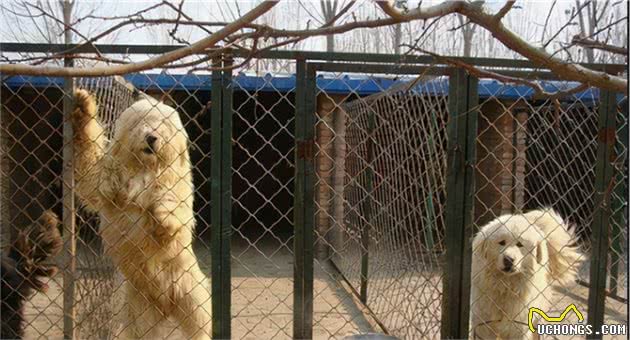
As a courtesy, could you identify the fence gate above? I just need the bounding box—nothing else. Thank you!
[0,45,627,340]
[306,61,453,339]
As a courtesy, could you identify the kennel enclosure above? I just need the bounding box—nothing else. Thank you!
[0,43,628,339]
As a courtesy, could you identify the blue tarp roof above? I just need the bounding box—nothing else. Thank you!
[3,73,622,102]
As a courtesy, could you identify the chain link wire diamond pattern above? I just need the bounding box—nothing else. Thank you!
[1,54,627,340]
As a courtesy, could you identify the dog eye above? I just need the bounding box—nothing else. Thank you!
[516,242,524,247]
[498,240,506,246]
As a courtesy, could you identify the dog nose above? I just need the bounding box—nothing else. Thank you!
[503,256,514,271]
[146,135,158,147]
[144,135,158,153]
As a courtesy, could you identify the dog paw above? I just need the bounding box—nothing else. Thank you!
[150,210,180,246]
[152,225,171,245]
[73,89,98,126]
[152,222,180,246]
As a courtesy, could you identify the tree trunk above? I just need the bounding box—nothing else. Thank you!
[62,0,73,45]
[463,32,472,57]
[458,14,475,57]
[321,0,338,53]
[394,23,402,54]
[326,34,334,52]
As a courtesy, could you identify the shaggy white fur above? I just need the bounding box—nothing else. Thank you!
[470,208,582,339]
[72,90,211,339]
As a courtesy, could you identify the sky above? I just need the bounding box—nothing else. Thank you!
[0,1,627,68]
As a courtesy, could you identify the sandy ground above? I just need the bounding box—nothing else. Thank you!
[21,240,373,340]
[20,241,627,340]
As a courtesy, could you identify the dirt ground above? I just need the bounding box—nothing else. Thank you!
[22,240,373,340]
[21,241,627,340]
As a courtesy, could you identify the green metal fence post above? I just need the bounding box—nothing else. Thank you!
[587,90,618,340]
[359,109,375,304]
[294,59,315,339]
[211,55,232,339]
[441,68,478,339]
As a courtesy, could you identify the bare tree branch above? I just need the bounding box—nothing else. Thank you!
[546,15,627,62]
[572,35,628,55]
[494,0,516,21]
[0,0,625,93]
[167,0,188,44]
[322,1,355,28]
[22,1,88,42]
[0,1,278,76]
[406,45,591,101]
[377,0,625,92]
[540,0,557,43]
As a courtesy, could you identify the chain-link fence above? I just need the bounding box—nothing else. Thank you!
[317,78,449,339]
[469,81,628,339]
[1,45,627,340]
[72,76,136,339]
[1,75,136,338]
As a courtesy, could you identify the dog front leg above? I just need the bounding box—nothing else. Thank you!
[149,192,191,246]
[72,89,108,212]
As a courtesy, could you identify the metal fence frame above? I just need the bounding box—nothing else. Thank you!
[0,42,627,340]
[211,55,233,339]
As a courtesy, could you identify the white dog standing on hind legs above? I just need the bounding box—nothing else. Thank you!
[470,208,583,340]
[72,89,211,339]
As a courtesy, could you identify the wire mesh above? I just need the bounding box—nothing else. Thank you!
[1,68,215,339]
[608,96,628,315]
[311,72,449,339]
[1,75,69,338]
[230,58,297,339]
[0,50,627,340]
[72,76,136,339]
[469,84,628,339]
[0,75,136,338]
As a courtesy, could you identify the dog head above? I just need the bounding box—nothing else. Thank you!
[473,214,548,276]
[111,97,189,171]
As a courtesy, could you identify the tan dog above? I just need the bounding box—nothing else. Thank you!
[72,90,211,339]
[470,208,582,339]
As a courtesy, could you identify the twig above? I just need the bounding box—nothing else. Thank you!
[1,0,626,92]
[23,2,88,41]
[406,45,592,100]
[73,1,164,23]
[268,0,627,92]
[540,0,557,43]
[297,0,325,25]
[168,0,187,44]
[546,15,627,61]
[494,0,516,21]
[322,1,356,28]
[572,35,628,55]
[0,1,278,76]
[542,0,590,48]
[405,17,444,54]
[450,15,472,32]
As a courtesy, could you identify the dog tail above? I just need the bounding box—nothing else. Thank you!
[524,208,582,286]
[7,211,62,291]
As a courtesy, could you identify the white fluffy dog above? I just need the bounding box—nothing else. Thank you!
[470,208,582,339]
[72,90,211,339]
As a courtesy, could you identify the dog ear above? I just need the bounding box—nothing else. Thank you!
[472,232,487,256]
[536,239,549,265]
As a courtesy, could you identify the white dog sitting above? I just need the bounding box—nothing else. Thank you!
[470,208,582,339]
[72,89,211,339]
